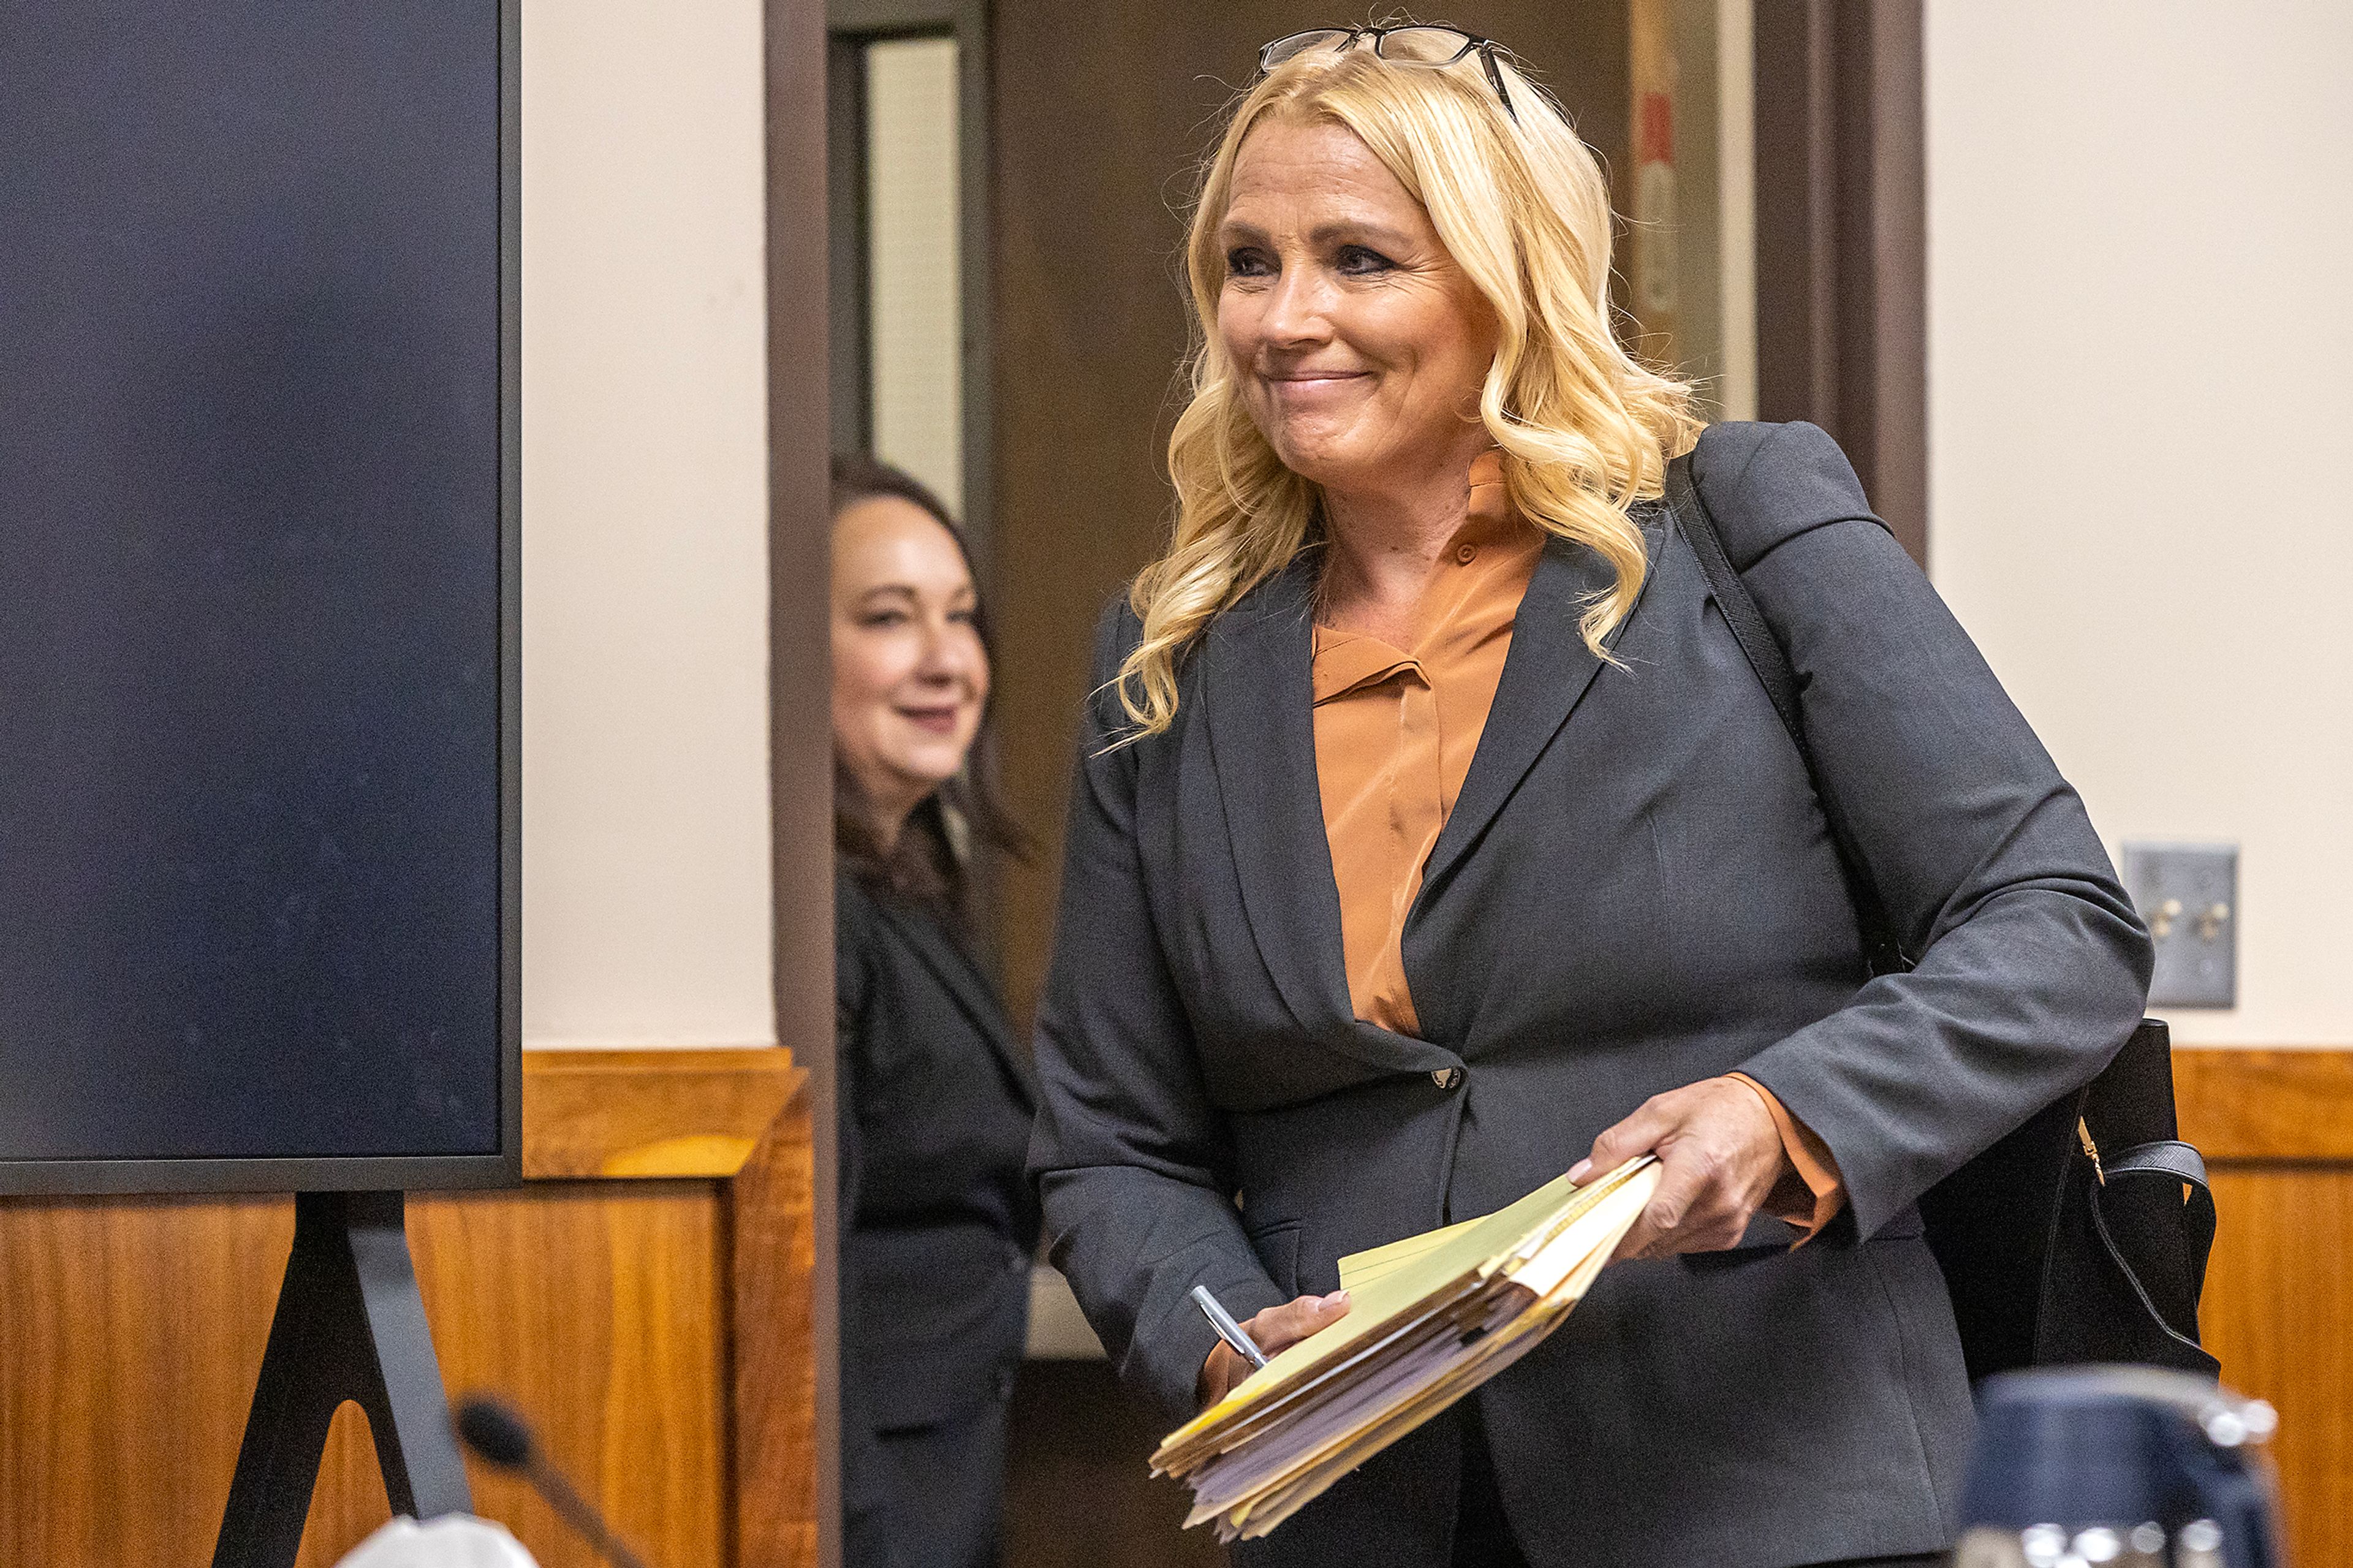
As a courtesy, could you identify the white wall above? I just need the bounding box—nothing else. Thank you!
[520,1,775,1049]
[1926,2,2353,1043]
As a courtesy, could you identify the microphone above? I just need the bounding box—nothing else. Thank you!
[455,1394,653,1568]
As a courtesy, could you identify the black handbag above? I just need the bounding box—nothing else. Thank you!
[1662,453,2219,1381]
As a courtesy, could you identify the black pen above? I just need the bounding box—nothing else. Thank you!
[1190,1283,1270,1371]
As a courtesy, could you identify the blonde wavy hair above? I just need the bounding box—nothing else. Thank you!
[1115,36,1700,735]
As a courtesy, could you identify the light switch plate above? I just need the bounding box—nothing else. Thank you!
[2120,842,2238,1009]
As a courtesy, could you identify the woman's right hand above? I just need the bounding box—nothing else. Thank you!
[1196,1290,1351,1407]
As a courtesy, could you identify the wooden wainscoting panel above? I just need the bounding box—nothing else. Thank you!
[2175,1047,2353,1568]
[731,1063,819,1568]
[0,1184,732,1568]
[2197,1165,2352,1568]
[2174,1047,2353,1162]
[522,1047,803,1180]
[405,1181,732,1568]
[0,1193,290,1568]
[0,1051,811,1568]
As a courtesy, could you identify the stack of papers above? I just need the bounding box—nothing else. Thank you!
[1151,1157,1661,1542]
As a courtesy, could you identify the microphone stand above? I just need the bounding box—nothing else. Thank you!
[455,1395,651,1568]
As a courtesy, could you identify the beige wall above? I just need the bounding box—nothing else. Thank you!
[520,1,774,1050]
[1926,3,2353,1044]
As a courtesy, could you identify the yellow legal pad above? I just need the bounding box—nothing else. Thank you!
[1151,1156,1661,1542]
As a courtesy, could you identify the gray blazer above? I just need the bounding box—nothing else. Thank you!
[1027,422,2153,1567]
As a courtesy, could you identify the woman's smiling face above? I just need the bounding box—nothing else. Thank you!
[829,494,988,833]
[1216,116,1499,496]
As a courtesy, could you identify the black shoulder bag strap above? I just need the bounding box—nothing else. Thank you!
[1661,453,1912,977]
[1659,450,2218,1376]
[2099,1140,2219,1325]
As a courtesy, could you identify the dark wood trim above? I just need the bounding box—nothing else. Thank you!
[953,0,993,570]
[2176,1048,2353,1164]
[826,36,871,457]
[828,0,955,33]
[822,6,993,564]
[734,1073,821,1568]
[1752,0,1927,566]
[763,2,838,1565]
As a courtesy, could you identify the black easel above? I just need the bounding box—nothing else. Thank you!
[211,1191,472,1568]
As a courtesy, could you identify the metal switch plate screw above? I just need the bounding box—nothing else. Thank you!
[2120,842,2238,1009]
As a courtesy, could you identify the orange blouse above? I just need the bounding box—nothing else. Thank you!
[1308,453,1844,1238]
[1308,456,1538,1039]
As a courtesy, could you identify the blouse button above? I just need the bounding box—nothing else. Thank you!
[1455,543,1479,564]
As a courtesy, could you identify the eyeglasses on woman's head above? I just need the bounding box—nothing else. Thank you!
[1257,25,1518,123]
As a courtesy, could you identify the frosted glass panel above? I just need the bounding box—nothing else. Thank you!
[865,36,962,513]
[1626,0,1757,420]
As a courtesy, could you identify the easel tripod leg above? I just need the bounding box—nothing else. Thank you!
[211,1191,471,1568]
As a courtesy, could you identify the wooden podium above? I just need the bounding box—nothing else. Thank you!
[0,1048,817,1568]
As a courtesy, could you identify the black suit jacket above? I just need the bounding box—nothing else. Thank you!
[1028,422,2154,1567]
[836,871,1039,1565]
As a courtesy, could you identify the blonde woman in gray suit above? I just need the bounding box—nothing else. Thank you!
[1028,26,2150,1568]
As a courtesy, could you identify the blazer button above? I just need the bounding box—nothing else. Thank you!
[1431,1067,1463,1090]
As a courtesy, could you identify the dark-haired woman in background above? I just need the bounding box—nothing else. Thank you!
[831,455,1037,1568]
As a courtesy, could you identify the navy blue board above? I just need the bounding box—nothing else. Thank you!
[0,1,516,1181]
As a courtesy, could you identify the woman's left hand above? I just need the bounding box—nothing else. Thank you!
[1568,1077,1787,1260]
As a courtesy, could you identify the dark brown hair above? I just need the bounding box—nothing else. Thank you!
[830,453,1028,923]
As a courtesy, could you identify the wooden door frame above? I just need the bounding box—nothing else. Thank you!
[765,2,837,1565]
[822,0,996,567]
[1752,0,1928,566]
